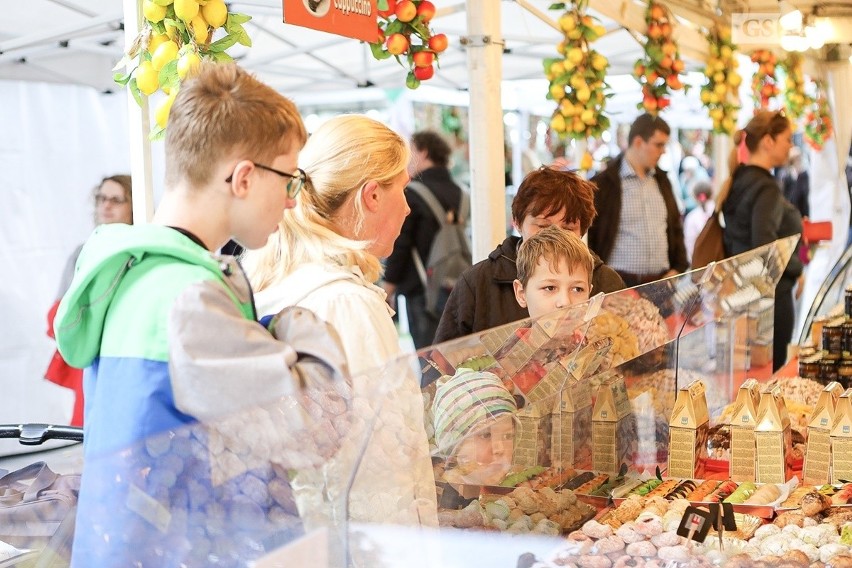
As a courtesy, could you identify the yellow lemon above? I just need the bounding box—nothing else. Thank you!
[580,152,593,171]
[201,0,228,28]
[576,87,591,103]
[700,89,711,104]
[151,40,179,70]
[558,14,576,32]
[174,0,200,22]
[189,14,209,43]
[591,53,608,71]
[550,114,566,133]
[568,28,582,40]
[549,84,564,100]
[722,117,735,132]
[147,33,169,55]
[135,60,160,95]
[156,92,178,128]
[581,109,595,125]
[572,118,585,133]
[177,51,201,79]
[142,0,168,23]
[550,61,565,77]
[567,47,583,65]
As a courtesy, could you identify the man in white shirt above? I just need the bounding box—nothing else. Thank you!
[588,114,688,287]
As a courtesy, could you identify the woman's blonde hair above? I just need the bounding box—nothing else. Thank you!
[246,114,410,291]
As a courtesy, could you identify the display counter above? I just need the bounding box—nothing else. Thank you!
[24,235,852,568]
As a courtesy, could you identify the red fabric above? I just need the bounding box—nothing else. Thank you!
[44,300,84,427]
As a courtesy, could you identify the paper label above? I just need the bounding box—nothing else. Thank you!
[730,425,756,481]
[668,427,698,478]
[833,438,852,483]
[804,428,832,485]
[755,430,787,484]
[593,421,617,472]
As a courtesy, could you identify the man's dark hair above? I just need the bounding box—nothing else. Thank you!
[412,130,453,167]
[628,114,671,145]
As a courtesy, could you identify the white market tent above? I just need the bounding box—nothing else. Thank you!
[0,0,850,453]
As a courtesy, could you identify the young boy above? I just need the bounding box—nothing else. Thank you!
[512,224,594,318]
[54,63,348,565]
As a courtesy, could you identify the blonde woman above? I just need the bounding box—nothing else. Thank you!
[244,114,438,528]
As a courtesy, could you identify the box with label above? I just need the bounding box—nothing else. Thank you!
[805,381,844,484]
[513,400,552,467]
[668,379,709,479]
[754,384,792,484]
[592,374,635,473]
[831,388,852,483]
[728,378,761,481]
[550,370,593,468]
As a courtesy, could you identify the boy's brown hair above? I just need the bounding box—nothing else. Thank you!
[516,225,594,287]
[165,62,307,188]
[511,167,597,235]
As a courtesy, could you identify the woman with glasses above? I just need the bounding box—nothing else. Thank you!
[720,110,803,372]
[243,114,438,529]
[45,175,133,426]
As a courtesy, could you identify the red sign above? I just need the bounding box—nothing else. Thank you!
[283,0,378,43]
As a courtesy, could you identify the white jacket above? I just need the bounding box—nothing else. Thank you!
[254,261,438,528]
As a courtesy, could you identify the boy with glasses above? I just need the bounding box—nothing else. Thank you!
[54,63,348,565]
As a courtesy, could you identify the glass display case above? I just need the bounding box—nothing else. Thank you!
[797,244,852,347]
[10,237,802,568]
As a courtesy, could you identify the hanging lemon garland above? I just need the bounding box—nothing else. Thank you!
[544,0,611,154]
[780,52,813,123]
[805,83,834,151]
[750,49,780,109]
[114,0,252,138]
[369,0,448,89]
[633,0,687,115]
[700,25,741,135]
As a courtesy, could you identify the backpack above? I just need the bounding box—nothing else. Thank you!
[408,180,472,317]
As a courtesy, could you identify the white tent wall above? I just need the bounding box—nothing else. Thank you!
[0,80,164,455]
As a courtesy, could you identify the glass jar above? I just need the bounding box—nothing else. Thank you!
[843,321,852,357]
[839,358,852,389]
[820,357,840,384]
[846,285,852,318]
[800,354,822,380]
[824,319,845,357]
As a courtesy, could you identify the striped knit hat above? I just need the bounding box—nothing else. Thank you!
[432,369,517,457]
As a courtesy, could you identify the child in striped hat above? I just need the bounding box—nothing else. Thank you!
[432,368,518,486]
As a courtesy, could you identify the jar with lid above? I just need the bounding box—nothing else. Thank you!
[824,318,845,357]
[800,354,822,380]
[846,284,852,318]
[839,358,852,388]
[820,357,840,384]
[843,320,852,357]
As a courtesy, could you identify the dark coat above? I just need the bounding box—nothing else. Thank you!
[383,167,464,297]
[722,165,803,281]
[433,235,625,343]
[588,154,689,273]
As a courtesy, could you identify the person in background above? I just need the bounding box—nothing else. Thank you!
[55,63,351,566]
[721,110,802,372]
[782,146,809,220]
[587,114,688,288]
[45,175,133,427]
[678,155,711,214]
[434,166,623,343]
[512,225,594,318]
[244,114,438,527]
[383,130,466,349]
[682,180,715,264]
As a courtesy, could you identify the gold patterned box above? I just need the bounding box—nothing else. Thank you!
[831,388,852,483]
[728,378,761,481]
[804,381,843,484]
[668,379,709,479]
[592,374,634,473]
[754,384,791,484]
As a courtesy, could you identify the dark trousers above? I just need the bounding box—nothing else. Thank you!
[773,279,795,372]
[404,293,439,350]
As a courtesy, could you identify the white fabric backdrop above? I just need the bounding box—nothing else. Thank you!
[0,80,164,456]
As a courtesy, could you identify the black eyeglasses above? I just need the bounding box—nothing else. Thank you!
[226,163,307,199]
[95,194,128,206]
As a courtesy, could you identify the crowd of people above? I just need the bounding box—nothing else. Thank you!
[46,62,834,562]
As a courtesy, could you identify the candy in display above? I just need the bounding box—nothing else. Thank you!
[685,479,720,501]
[743,483,781,505]
[565,471,597,491]
[723,481,756,503]
[705,479,737,502]
[665,480,696,500]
